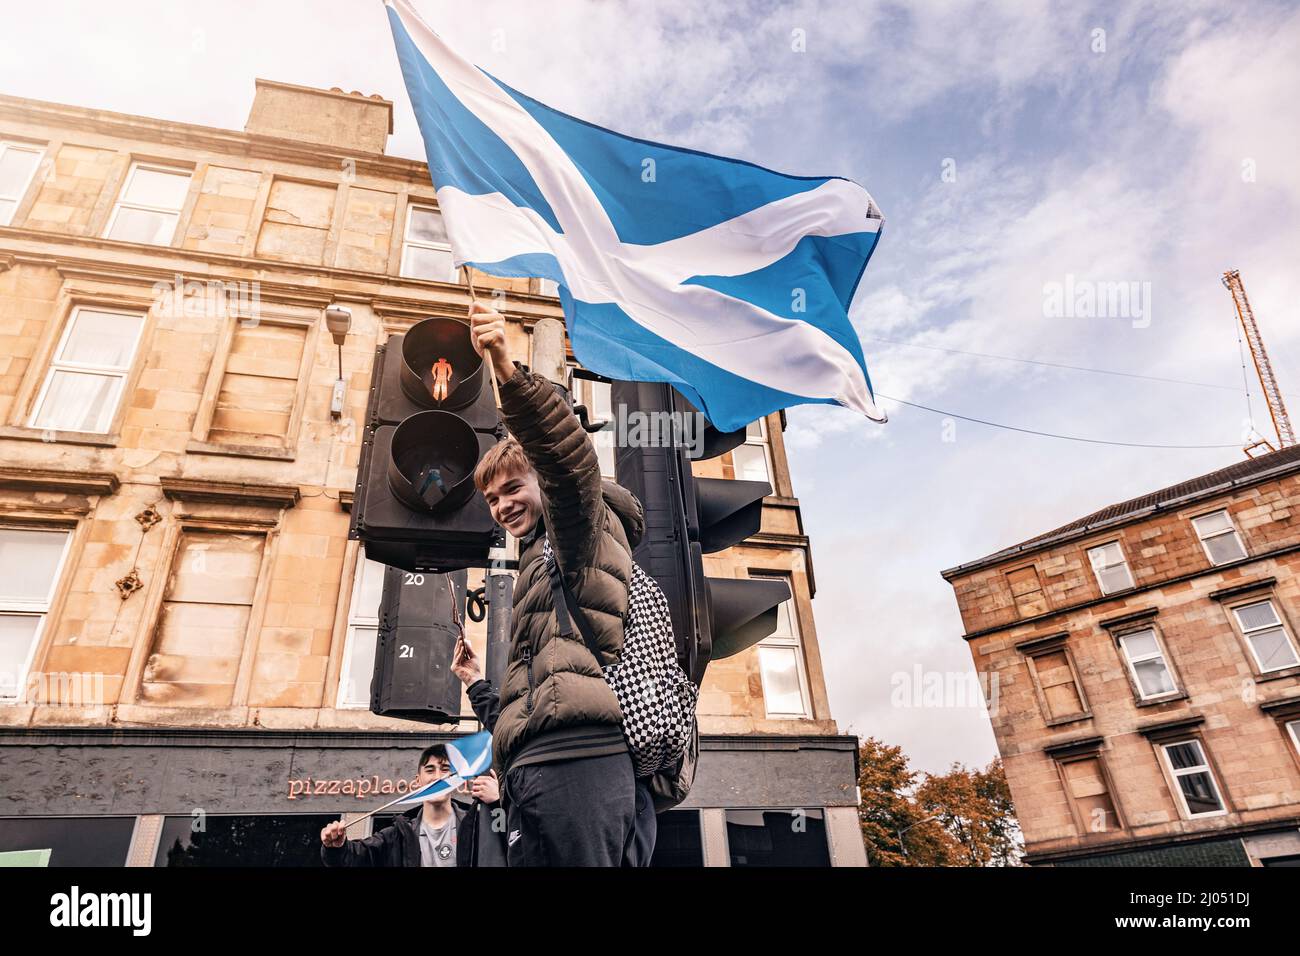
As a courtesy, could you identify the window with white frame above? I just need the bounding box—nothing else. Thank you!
[753,574,811,718]
[732,417,773,485]
[1117,628,1178,699]
[104,163,190,245]
[0,527,72,701]
[337,556,386,708]
[1231,599,1300,673]
[1087,541,1134,594]
[29,307,145,434]
[571,374,615,479]
[1160,739,1226,817]
[400,204,458,282]
[1192,510,1247,565]
[0,141,44,226]
[1287,719,1300,758]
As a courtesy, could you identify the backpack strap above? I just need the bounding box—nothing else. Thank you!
[544,540,605,667]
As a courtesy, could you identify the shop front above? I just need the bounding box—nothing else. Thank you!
[0,728,866,867]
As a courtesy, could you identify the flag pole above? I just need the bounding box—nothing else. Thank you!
[463,264,502,408]
[341,774,469,830]
[340,788,422,830]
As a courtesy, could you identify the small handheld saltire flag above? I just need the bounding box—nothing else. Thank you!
[384,0,885,432]
[394,730,492,806]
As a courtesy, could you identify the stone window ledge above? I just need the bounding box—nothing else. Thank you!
[0,465,120,497]
[1254,664,1300,685]
[1133,690,1190,708]
[1209,578,1277,602]
[0,424,117,448]
[1043,711,1093,729]
[186,439,296,462]
[160,476,300,510]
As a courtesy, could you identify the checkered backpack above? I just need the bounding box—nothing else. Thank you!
[544,538,699,780]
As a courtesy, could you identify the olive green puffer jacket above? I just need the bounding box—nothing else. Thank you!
[486,366,645,774]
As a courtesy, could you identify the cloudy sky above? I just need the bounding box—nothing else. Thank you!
[4,0,1299,773]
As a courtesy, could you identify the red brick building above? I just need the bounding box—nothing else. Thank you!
[943,446,1300,866]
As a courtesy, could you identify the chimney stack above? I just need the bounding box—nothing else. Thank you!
[245,79,393,155]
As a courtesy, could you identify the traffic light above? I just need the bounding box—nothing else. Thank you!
[609,381,790,684]
[370,566,467,722]
[349,316,503,573]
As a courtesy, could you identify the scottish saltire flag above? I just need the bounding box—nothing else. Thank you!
[384,0,885,432]
[394,730,492,805]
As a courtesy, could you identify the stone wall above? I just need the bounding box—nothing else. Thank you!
[0,87,837,746]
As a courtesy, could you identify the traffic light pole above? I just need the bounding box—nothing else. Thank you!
[483,536,515,692]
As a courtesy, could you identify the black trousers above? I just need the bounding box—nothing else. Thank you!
[503,750,635,867]
[623,779,658,867]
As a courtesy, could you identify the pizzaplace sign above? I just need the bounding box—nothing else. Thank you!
[287,776,420,801]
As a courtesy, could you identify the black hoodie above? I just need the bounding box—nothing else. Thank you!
[321,794,507,867]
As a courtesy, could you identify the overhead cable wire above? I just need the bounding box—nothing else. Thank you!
[872,393,1241,450]
[866,337,1240,392]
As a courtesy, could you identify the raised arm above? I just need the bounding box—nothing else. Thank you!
[469,303,604,572]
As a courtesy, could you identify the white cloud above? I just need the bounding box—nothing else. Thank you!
[4,0,1299,775]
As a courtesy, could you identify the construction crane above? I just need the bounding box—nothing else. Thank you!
[1223,269,1295,458]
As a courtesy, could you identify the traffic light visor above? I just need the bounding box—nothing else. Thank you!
[400,317,485,411]
[388,409,481,513]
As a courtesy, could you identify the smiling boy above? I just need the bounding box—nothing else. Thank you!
[450,301,647,867]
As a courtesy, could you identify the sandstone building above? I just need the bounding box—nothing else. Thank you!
[944,447,1300,866]
[0,80,864,866]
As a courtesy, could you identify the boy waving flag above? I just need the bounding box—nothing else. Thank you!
[382,0,886,433]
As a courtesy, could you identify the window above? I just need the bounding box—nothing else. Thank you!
[204,319,311,449]
[255,178,336,265]
[725,809,830,866]
[1025,644,1088,723]
[1231,600,1300,673]
[0,141,44,225]
[1087,541,1134,594]
[0,527,72,701]
[338,556,386,708]
[1059,755,1122,835]
[752,575,811,718]
[400,204,458,282]
[104,163,190,245]
[1160,739,1226,817]
[571,374,615,479]
[650,810,704,867]
[731,417,773,485]
[1192,510,1247,565]
[1118,628,1178,699]
[0,816,135,866]
[140,530,266,707]
[1287,719,1300,758]
[155,814,336,867]
[29,307,145,434]
[1006,565,1048,617]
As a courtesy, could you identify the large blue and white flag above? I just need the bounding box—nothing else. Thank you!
[384,0,885,432]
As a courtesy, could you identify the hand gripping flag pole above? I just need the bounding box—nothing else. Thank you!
[463,265,503,409]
